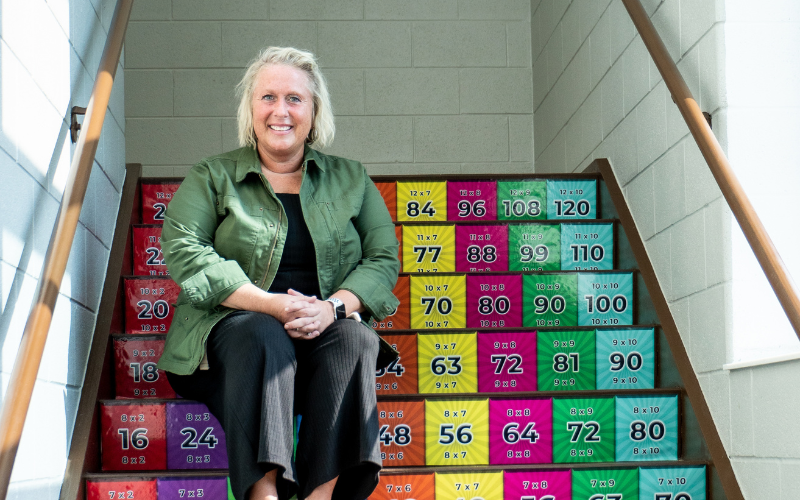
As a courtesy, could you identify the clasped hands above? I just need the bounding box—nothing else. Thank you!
[269,288,335,339]
[220,284,342,340]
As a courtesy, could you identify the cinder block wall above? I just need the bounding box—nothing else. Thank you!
[0,0,126,496]
[532,0,800,497]
[125,0,534,177]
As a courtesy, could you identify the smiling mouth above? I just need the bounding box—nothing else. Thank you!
[269,125,292,131]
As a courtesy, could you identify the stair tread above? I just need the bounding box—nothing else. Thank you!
[83,459,710,481]
[99,387,683,406]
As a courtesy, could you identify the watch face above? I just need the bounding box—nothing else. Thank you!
[329,299,346,320]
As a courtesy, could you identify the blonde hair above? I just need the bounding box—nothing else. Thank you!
[236,47,335,149]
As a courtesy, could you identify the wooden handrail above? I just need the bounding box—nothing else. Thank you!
[59,164,141,500]
[0,0,134,497]
[621,0,800,340]
[587,158,745,500]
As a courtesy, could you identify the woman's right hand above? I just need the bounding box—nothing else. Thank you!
[266,290,324,339]
[221,284,322,338]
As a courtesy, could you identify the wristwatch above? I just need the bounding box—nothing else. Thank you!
[326,297,347,320]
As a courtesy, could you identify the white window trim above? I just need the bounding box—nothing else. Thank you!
[723,350,800,371]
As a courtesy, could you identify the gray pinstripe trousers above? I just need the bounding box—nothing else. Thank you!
[167,311,382,500]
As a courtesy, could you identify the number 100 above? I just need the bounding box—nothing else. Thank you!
[584,294,627,313]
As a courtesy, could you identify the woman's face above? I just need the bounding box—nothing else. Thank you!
[251,64,314,162]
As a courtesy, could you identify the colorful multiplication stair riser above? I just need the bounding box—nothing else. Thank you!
[374,181,397,221]
[523,274,578,327]
[378,401,426,467]
[476,331,536,392]
[546,180,597,219]
[488,398,552,465]
[577,273,634,327]
[455,224,509,273]
[101,403,167,471]
[113,336,175,399]
[552,397,615,463]
[466,274,523,329]
[376,334,418,395]
[410,275,467,330]
[403,225,456,273]
[425,399,489,466]
[537,330,596,391]
[369,474,435,500]
[572,468,639,500]
[615,395,679,462]
[165,401,228,469]
[447,181,497,221]
[418,332,478,394]
[508,224,561,271]
[560,223,614,270]
[435,472,503,500]
[140,181,180,224]
[157,477,227,500]
[595,328,656,390]
[397,181,447,222]
[639,467,707,500]
[496,180,547,221]
[87,480,157,500]
[372,276,410,331]
[504,470,572,500]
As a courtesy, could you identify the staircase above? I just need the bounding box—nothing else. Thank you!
[81,172,721,500]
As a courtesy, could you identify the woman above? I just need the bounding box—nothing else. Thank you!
[157,47,400,500]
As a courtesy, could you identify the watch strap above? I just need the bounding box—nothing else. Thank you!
[326,297,347,320]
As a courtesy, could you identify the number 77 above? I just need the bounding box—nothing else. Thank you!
[413,246,441,263]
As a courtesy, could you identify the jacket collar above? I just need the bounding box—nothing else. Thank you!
[235,144,325,183]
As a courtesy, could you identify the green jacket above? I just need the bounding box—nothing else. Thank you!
[157,145,401,375]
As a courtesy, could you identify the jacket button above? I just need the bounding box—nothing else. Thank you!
[184,317,189,321]
[260,207,263,211]
[269,224,274,227]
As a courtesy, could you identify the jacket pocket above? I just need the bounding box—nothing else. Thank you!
[214,194,261,274]
[323,197,363,264]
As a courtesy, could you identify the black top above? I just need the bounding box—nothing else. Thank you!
[268,193,322,298]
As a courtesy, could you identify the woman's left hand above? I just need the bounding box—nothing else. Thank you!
[283,289,335,338]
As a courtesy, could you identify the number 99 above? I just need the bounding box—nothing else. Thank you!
[520,244,548,263]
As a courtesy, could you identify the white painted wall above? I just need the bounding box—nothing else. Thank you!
[124,0,534,179]
[531,0,800,497]
[723,0,800,362]
[0,0,125,497]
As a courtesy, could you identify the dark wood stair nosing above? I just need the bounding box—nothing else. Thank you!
[393,218,620,226]
[98,387,684,406]
[83,459,711,481]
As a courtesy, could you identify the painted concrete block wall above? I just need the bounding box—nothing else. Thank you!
[716,1,800,498]
[124,0,534,177]
[0,0,125,497]
[723,1,800,362]
[531,0,800,497]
